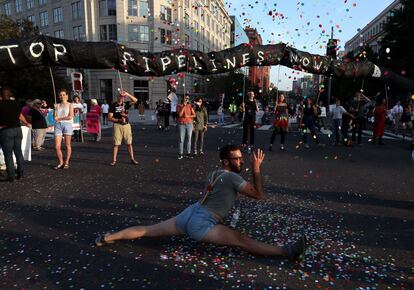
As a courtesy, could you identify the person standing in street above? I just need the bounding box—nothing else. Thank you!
[53,89,74,169]
[391,101,403,134]
[269,94,289,151]
[177,95,196,159]
[351,92,371,145]
[89,99,102,142]
[0,87,31,182]
[300,97,322,148]
[28,99,48,151]
[371,97,388,145]
[138,101,145,120]
[72,96,83,142]
[193,97,208,156]
[229,99,237,124]
[108,90,139,166]
[101,100,110,125]
[95,145,307,261]
[242,91,259,152]
[217,104,225,125]
[330,98,353,146]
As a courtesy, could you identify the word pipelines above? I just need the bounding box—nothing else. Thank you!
[1,35,413,89]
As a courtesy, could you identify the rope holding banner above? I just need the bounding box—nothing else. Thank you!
[48,65,57,105]
[117,70,123,92]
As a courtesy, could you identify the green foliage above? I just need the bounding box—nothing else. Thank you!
[206,70,255,106]
[0,16,70,102]
[379,0,414,79]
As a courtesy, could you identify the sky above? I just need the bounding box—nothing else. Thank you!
[225,0,395,91]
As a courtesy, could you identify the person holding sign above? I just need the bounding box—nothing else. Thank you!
[53,89,74,169]
[95,145,307,261]
[108,90,138,166]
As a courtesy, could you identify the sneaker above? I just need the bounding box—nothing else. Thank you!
[305,144,310,149]
[280,145,285,151]
[194,151,198,156]
[95,234,114,247]
[199,151,204,156]
[177,154,183,160]
[285,235,307,260]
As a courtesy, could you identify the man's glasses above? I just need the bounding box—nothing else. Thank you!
[227,157,243,160]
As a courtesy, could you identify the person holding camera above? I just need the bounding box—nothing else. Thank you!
[108,90,138,166]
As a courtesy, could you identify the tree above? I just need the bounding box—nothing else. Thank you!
[379,0,414,80]
[0,16,70,103]
[206,70,254,108]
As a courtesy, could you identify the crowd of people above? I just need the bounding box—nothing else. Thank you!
[1,87,414,177]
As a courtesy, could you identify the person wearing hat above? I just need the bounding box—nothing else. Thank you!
[27,99,48,150]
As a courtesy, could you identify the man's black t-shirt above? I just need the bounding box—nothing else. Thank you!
[0,100,21,128]
[29,108,47,129]
[109,102,129,124]
[244,99,257,118]
[303,106,315,117]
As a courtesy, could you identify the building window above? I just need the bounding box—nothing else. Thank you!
[4,2,12,15]
[99,0,116,16]
[201,27,204,41]
[26,0,34,9]
[39,11,48,27]
[185,13,189,28]
[185,34,190,48]
[207,14,210,27]
[139,0,148,17]
[128,0,138,16]
[72,1,83,20]
[185,0,189,8]
[160,5,172,22]
[27,14,35,24]
[128,24,149,42]
[73,25,84,40]
[54,29,64,38]
[53,7,63,23]
[39,0,47,5]
[100,24,117,41]
[15,0,22,13]
[160,29,172,45]
[100,79,113,101]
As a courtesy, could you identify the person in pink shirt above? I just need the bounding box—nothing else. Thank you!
[89,99,102,142]
[21,99,33,121]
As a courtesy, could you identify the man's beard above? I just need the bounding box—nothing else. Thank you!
[229,163,243,173]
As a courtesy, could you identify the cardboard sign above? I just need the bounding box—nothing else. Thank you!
[86,113,100,134]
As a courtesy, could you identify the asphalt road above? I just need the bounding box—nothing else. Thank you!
[1,124,413,289]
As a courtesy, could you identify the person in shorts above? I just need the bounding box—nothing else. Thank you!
[95,145,307,260]
[53,89,74,169]
[108,90,138,166]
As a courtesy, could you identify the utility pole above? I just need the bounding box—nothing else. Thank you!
[328,26,334,105]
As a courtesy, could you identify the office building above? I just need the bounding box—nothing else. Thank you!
[0,0,232,107]
[345,0,402,54]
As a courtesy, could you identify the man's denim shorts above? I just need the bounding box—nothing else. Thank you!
[54,122,73,136]
[176,202,218,241]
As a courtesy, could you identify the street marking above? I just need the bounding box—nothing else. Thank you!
[258,125,272,130]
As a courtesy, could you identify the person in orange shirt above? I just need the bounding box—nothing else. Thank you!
[176,95,196,159]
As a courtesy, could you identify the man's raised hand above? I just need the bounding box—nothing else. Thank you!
[252,149,265,172]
